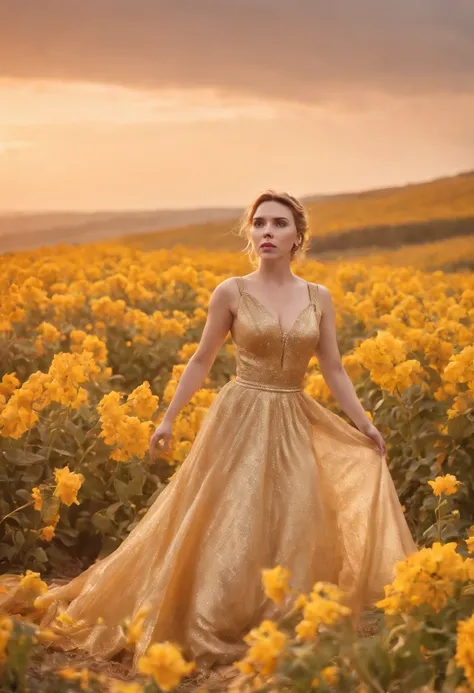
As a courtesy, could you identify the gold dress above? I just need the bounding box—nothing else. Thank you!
[0,278,417,675]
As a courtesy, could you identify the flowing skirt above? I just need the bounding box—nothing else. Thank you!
[0,379,417,675]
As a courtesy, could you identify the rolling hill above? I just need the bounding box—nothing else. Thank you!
[1,170,473,258]
[122,170,474,258]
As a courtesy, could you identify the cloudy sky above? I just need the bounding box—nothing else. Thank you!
[1,0,473,211]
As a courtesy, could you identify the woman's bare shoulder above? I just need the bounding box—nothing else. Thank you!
[209,277,244,315]
[214,277,245,294]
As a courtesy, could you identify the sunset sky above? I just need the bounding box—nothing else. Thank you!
[1,0,474,211]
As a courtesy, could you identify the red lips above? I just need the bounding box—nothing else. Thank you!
[260,243,276,248]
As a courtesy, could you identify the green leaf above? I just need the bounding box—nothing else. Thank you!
[91,512,114,534]
[64,418,85,444]
[84,423,102,441]
[21,467,45,483]
[15,489,33,503]
[56,533,78,547]
[448,415,474,439]
[3,450,46,465]
[422,522,437,537]
[33,546,48,563]
[0,544,17,560]
[83,474,105,497]
[52,448,76,457]
[113,478,129,502]
[422,524,442,541]
[105,501,122,519]
[13,530,26,549]
[127,475,143,498]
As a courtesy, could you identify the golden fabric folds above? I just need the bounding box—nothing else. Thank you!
[0,278,417,675]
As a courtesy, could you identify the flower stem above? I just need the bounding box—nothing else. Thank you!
[0,501,34,525]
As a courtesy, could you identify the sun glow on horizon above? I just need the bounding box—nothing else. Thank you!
[0,77,473,212]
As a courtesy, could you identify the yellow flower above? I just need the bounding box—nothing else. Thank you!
[19,570,48,595]
[455,614,474,689]
[53,466,85,506]
[321,666,339,687]
[36,322,61,345]
[262,566,291,605]
[294,593,308,610]
[304,372,331,402]
[138,642,195,691]
[178,342,199,362]
[109,418,152,462]
[39,525,55,542]
[448,392,474,419]
[31,486,43,511]
[123,604,152,646]
[235,620,288,678]
[375,542,470,615]
[110,682,144,693]
[35,628,60,643]
[294,581,350,639]
[341,352,364,379]
[372,358,425,395]
[98,391,152,462]
[295,619,317,641]
[70,329,88,344]
[46,350,101,409]
[126,381,159,420]
[0,372,20,398]
[57,667,91,690]
[354,331,407,376]
[466,536,474,554]
[444,346,474,385]
[74,334,108,363]
[303,595,351,628]
[428,474,461,497]
[55,610,77,626]
[311,582,345,602]
[0,371,51,438]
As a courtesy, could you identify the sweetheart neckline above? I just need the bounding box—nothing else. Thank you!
[239,291,314,339]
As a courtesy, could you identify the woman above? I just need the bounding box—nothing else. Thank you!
[0,190,416,679]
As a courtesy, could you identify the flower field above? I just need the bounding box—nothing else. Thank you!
[0,239,473,692]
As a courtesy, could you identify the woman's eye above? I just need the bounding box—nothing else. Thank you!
[276,219,287,227]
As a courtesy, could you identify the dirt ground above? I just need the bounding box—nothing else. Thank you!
[24,608,382,692]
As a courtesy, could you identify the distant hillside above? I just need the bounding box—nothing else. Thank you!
[123,170,474,256]
[1,170,473,256]
[0,207,242,253]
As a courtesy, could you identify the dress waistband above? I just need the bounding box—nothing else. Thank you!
[233,376,303,393]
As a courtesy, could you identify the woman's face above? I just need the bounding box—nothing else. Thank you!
[250,200,299,260]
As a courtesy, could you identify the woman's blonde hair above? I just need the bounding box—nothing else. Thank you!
[236,189,310,267]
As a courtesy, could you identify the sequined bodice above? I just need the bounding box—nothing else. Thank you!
[231,278,321,390]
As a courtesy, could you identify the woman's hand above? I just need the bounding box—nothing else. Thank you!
[149,421,173,460]
[359,422,387,456]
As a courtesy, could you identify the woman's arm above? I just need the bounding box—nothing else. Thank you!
[160,278,236,425]
[149,278,237,458]
[314,285,373,434]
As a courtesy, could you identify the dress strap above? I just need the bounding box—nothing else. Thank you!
[235,277,245,295]
[307,282,321,316]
